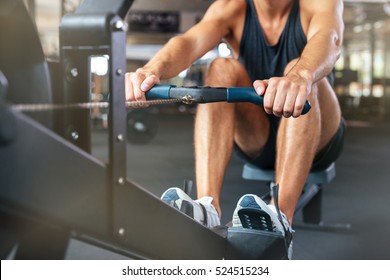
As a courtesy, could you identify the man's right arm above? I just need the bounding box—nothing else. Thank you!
[125,0,239,102]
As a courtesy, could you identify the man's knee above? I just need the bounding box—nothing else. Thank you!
[208,57,240,73]
[206,57,249,86]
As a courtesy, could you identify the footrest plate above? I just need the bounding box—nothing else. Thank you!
[212,226,288,259]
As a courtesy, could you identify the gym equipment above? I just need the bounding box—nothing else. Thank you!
[0,0,291,259]
[0,0,52,129]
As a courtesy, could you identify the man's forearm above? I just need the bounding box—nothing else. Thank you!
[141,35,199,80]
[287,30,342,84]
[289,0,344,85]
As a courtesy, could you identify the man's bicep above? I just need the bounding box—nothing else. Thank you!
[306,0,344,43]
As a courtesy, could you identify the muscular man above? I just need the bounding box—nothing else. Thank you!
[126,0,345,259]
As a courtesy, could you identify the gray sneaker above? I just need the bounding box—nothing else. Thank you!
[161,187,221,228]
[232,194,293,259]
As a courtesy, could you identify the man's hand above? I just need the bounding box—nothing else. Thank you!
[253,74,312,118]
[125,68,160,105]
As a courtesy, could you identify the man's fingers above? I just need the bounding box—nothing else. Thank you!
[125,72,134,101]
[253,79,268,95]
[260,76,311,118]
[124,71,156,107]
[263,78,277,115]
[272,80,290,117]
[125,72,144,101]
[125,71,159,103]
[293,85,309,117]
[140,75,159,92]
[132,73,146,101]
[283,90,298,118]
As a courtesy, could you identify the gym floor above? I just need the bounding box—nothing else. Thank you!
[66,108,390,260]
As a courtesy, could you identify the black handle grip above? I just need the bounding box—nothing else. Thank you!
[227,87,311,114]
[146,85,311,115]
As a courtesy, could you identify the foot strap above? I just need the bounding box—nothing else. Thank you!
[272,185,293,249]
[199,203,208,227]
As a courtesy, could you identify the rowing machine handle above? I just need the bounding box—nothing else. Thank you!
[146,85,311,115]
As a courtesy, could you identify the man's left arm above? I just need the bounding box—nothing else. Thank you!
[291,0,344,84]
[256,0,344,118]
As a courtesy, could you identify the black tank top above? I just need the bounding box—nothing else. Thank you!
[239,0,307,81]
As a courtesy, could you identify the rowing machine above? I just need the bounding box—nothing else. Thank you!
[0,0,290,259]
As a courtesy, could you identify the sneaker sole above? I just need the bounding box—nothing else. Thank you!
[232,194,269,227]
[233,194,284,233]
[238,208,274,231]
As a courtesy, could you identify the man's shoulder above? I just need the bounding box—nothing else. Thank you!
[298,0,344,38]
[210,0,246,14]
[299,0,342,14]
[299,0,343,26]
[205,0,247,27]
